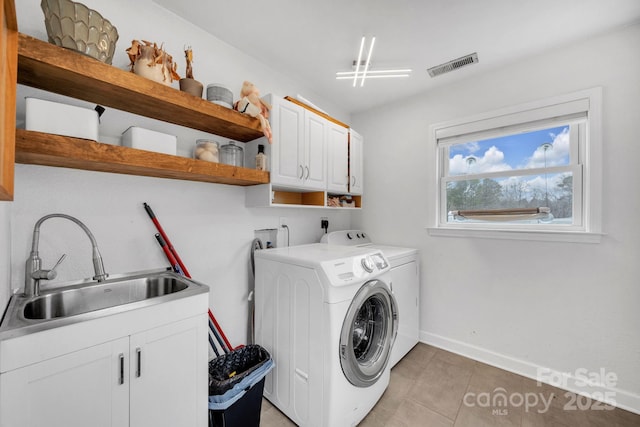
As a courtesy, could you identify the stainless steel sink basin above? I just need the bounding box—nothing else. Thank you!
[23,275,189,320]
[0,269,209,339]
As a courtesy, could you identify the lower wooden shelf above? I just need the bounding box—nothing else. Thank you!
[15,129,270,186]
[327,193,362,209]
[245,183,362,209]
[272,189,325,206]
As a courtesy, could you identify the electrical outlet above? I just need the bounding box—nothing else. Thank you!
[279,217,288,227]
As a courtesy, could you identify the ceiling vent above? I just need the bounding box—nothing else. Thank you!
[427,52,478,77]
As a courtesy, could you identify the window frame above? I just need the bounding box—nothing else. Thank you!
[428,88,602,243]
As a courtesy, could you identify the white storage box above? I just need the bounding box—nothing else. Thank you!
[25,97,99,140]
[121,126,177,155]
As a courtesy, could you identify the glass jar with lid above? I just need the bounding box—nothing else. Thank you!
[194,139,219,162]
[220,141,244,167]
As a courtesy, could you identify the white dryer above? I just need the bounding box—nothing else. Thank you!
[321,230,419,367]
[254,243,398,427]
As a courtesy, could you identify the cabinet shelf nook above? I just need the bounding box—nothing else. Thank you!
[14,33,269,186]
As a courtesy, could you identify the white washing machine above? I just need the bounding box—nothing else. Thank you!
[321,230,419,367]
[254,243,398,427]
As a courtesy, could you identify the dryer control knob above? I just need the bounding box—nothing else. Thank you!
[347,232,353,240]
[361,257,375,273]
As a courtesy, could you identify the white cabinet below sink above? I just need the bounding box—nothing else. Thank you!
[1,337,130,427]
[0,293,208,427]
[130,318,204,427]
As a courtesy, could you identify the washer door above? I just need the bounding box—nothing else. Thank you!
[339,279,398,387]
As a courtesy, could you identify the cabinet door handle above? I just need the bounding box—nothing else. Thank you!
[304,166,310,180]
[119,353,125,385]
[299,165,304,179]
[136,347,142,378]
[351,176,356,186]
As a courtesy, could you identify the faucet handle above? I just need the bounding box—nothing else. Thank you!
[51,253,67,273]
[32,254,67,281]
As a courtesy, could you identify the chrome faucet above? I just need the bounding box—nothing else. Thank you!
[24,214,108,297]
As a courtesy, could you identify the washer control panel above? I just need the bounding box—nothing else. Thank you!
[370,252,389,270]
[322,251,389,285]
[361,257,375,273]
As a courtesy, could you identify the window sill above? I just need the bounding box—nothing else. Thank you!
[426,227,603,243]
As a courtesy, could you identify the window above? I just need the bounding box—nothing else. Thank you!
[430,88,602,243]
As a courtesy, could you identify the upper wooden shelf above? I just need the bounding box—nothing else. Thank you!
[15,129,270,186]
[17,33,264,142]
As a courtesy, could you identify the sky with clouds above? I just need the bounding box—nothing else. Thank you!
[449,125,570,175]
[448,125,572,199]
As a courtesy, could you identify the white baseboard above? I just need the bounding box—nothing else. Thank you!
[420,331,640,415]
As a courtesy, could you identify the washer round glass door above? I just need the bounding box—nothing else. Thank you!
[339,279,398,387]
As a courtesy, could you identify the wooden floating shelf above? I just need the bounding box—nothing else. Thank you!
[15,129,270,186]
[17,33,264,142]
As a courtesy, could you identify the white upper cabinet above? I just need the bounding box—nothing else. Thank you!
[326,123,349,193]
[304,110,328,189]
[268,95,327,190]
[268,95,305,187]
[349,129,363,195]
[245,95,363,208]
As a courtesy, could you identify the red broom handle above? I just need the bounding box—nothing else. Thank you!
[154,234,184,275]
[144,202,236,351]
[208,311,233,351]
[144,203,191,278]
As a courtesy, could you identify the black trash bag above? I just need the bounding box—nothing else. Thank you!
[208,344,271,396]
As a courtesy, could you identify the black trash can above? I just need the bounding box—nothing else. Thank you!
[208,344,274,427]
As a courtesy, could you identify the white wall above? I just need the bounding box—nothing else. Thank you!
[1,0,353,347]
[352,23,640,413]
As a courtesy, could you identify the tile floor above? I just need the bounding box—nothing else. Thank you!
[259,343,640,426]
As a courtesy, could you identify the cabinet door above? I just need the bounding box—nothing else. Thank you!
[304,110,327,190]
[130,315,208,427]
[349,130,364,195]
[270,98,305,187]
[326,123,349,193]
[0,337,129,427]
